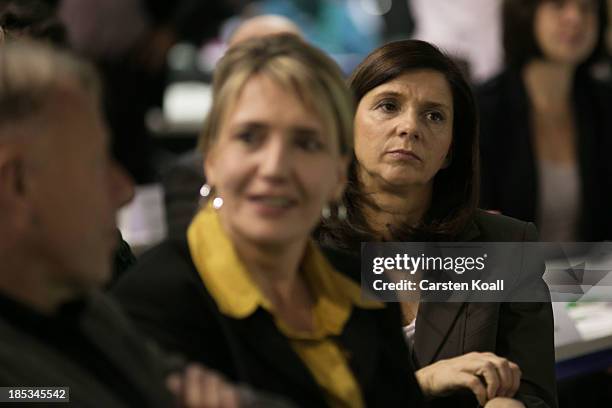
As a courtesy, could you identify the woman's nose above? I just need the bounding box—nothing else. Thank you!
[258,138,291,181]
[561,1,589,25]
[396,111,421,141]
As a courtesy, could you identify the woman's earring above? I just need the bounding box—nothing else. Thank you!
[200,183,223,209]
[199,183,211,197]
[337,204,347,221]
[212,197,224,210]
[322,203,347,220]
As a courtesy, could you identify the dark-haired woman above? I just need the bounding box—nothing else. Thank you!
[478,0,612,241]
[317,39,556,408]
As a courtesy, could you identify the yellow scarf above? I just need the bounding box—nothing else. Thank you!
[187,206,383,407]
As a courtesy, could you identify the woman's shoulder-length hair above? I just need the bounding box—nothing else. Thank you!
[318,39,479,248]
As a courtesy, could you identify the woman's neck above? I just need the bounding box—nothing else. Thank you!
[229,230,309,305]
[360,177,432,240]
[522,60,576,112]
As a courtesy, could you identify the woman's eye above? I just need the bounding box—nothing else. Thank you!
[579,0,597,12]
[295,135,324,152]
[425,111,445,123]
[236,130,260,145]
[376,100,398,113]
[550,0,567,8]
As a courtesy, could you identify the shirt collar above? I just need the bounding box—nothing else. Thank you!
[187,206,382,336]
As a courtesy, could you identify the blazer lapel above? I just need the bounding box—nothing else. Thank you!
[338,309,381,390]
[413,302,466,367]
[413,218,482,367]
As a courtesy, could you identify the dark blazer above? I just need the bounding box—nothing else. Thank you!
[477,69,612,241]
[318,209,557,408]
[413,210,556,408]
[112,241,424,408]
[0,293,173,408]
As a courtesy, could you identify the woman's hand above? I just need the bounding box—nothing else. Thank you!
[415,352,521,406]
[167,363,240,408]
[485,397,526,408]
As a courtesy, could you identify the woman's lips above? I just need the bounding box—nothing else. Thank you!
[386,149,422,162]
[558,31,587,46]
[247,195,297,216]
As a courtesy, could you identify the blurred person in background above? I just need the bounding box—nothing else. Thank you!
[317,39,556,408]
[478,0,612,242]
[162,14,303,241]
[227,14,301,47]
[252,0,382,72]
[478,2,612,407]
[113,34,424,408]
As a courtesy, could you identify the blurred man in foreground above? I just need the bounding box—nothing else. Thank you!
[0,40,248,407]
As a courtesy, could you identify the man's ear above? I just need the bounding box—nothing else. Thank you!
[0,147,30,226]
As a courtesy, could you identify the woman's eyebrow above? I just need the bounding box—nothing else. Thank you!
[370,90,450,110]
[371,90,403,99]
[292,126,321,136]
[230,121,268,130]
[421,101,452,112]
[231,121,321,135]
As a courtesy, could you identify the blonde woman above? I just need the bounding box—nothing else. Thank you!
[114,35,423,407]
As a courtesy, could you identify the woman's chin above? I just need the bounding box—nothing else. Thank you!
[378,173,430,191]
[235,223,309,248]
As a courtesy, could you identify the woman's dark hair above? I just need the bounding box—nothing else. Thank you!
[502,0,609,70]
[318,39,479,249]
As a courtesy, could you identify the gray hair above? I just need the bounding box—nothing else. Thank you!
[0,40,100,130]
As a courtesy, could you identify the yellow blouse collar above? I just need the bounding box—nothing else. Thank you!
[187,206,382,337]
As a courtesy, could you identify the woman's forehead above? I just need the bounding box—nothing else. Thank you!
[364,71,453,106]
